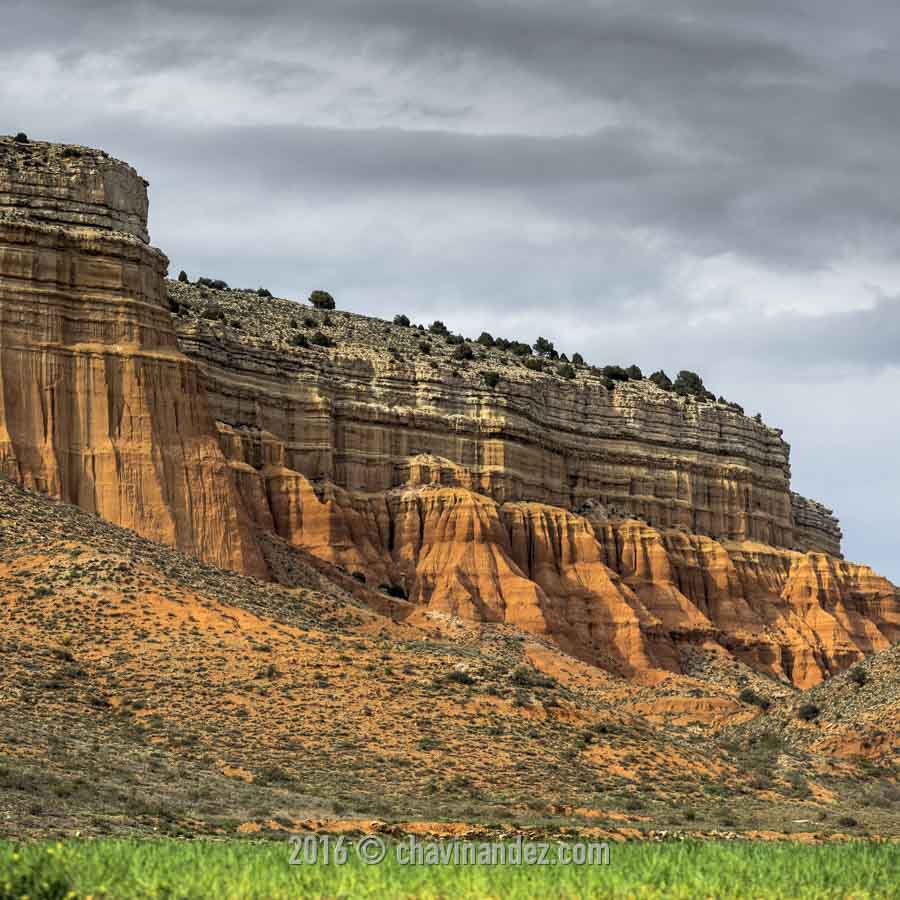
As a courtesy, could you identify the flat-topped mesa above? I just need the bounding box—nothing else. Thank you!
[0,136,150,242]
[167,280,837,555]
[0,137,267,577]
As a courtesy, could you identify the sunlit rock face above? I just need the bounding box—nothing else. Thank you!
[0,136,267,578]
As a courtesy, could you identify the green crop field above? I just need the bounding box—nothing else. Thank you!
[1,838,898,899]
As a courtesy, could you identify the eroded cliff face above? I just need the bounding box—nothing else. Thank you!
[1,138,894,689]
[0,137,267,577]
[213,421,899,687]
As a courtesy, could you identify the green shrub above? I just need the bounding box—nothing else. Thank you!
[14,132,28,143]
[649,370,673,390]
[524,358,545,372]
[202,303,226,322]
[429,320,450,336]
[309,290,335,310]
[477,332,495,347]
[557,363,576,380]
[798,702,820,722]
[602,365,629,381]
[511,665,556,689]
[177,270,189,283]
[533,336,555,357]
[257,287,272,298]
[452,344,473,361]
[198,277,229,290]
[739,687,771,711]
[418,341,432,355]
[626,364,643,380]
[445,670,476,686]
[291,333,309,348]
[572,352,585,366]
[673,370,713,399]
[483,371,501,388]
[393,314,411,327]
[310,331,335,347]
[850,666,868,686]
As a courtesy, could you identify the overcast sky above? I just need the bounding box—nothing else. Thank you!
[4,0,898,579]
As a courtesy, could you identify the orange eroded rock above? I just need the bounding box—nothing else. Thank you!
[0,137,266,577]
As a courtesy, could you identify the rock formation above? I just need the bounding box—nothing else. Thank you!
[0,136,267,577]
[1,136,895,689]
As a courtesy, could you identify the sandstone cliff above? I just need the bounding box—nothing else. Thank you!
[170,283,841,556]
[1,136,895,690]
[0,136,267,577]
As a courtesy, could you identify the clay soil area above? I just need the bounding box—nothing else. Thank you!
[1,478,897,842]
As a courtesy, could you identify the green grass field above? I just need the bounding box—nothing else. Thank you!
[1,838,898,899]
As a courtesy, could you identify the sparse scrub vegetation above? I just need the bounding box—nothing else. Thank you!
[309,290,335,310]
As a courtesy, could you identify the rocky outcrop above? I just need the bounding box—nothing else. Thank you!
[791,492,843,556]
[0,136,267,577]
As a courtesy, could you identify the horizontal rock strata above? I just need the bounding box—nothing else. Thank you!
[1,137,893,689]
[0,136,267,577]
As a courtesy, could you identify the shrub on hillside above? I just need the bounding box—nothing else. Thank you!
[673,370,714,400]
[511,665,556,689]
[201,303,226,321]
[482,371,501,388]
[478,332,495,347]
[310,331,335,347]
[797,702,820,722]
[446,670,476,686]
[198,277,229,291]
[177,270,189,283]
[602,365,630,382]
[309,290,335,310]
[393,314,411,327]
[572,352,585,366]
[557,363,576,380]
[739,687,771,711]
[649,370,673,390]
